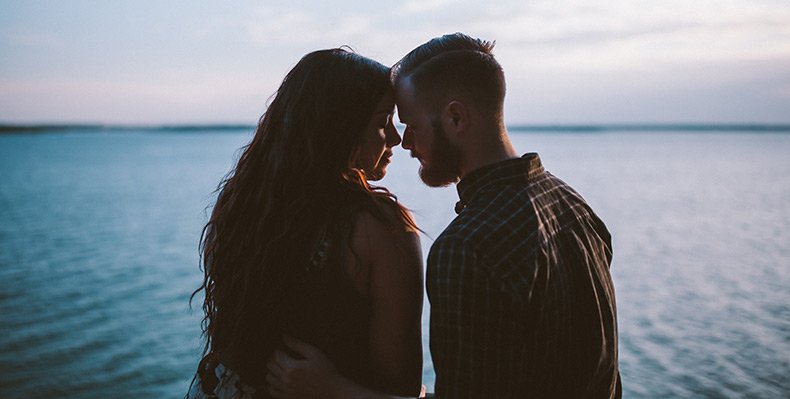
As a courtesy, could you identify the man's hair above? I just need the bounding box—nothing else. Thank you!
[392,32,505,115]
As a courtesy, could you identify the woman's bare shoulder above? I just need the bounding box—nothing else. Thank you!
[350,207,421,263]
[349,208,424,395]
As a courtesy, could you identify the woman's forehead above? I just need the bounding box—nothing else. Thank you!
[374,92,396,113]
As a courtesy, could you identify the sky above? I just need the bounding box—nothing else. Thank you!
[1,0,789,125]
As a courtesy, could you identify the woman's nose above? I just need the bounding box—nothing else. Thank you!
[385,123,401,147]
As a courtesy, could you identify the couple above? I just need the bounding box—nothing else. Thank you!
[189,33,620,399]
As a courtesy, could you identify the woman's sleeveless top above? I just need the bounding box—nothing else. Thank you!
[213,201,374,394]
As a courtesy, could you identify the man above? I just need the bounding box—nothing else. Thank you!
[266,33,621,399]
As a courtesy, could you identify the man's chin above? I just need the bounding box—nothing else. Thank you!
[419,166,458,188]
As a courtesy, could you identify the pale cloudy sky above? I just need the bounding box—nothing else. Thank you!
[1,0,789,124]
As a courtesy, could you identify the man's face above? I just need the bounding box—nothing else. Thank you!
[395,77,461,187]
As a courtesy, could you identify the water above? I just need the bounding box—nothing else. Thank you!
[1,129,788,398]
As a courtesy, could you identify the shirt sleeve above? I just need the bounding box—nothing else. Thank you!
[427,234,509,398]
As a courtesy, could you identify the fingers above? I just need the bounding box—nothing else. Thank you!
[282,335,320,358]
[267,337,333,399]
[265,372,284,398]
[266,352,285,379]
[266,350,292,398]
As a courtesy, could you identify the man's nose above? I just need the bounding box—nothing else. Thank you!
[401,128,413,150]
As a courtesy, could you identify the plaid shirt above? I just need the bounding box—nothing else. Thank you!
[427,153,620,398]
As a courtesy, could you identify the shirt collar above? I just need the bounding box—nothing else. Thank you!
[454,153,545,214]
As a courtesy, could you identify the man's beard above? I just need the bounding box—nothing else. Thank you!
[419,119,461,187]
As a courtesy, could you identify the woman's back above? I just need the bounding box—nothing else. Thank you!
[194,196,422,398]
[215,200,373,390]
[189,48,423,398]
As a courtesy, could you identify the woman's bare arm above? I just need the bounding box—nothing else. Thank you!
[351,210,424,395]
[266,210,424,398]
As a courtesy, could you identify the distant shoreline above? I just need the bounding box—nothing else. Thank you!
[508,124,790,132]
[2,123,790,134]
[0,124,255,134]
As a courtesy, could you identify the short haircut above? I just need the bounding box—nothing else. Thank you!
[392,33,505,115]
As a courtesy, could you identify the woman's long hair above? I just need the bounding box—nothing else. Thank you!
[191,48,416,362]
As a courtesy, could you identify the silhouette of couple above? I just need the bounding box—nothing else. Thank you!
[188,33,621,399]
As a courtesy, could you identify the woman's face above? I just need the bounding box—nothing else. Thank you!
[355,92,401,181]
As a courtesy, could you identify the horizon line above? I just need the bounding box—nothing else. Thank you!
[2,122,790,133]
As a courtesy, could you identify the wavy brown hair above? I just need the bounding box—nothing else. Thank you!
[191,48,416,363]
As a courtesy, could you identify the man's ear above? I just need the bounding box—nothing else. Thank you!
[443,100,469,137]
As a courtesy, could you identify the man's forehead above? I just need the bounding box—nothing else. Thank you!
[395,100,413,120]
[394,76,418,114]
[394,75,417,98]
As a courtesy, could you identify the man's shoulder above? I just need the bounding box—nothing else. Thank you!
[429,226,472,258]
[428,190,543,264]
[454,184,542,236]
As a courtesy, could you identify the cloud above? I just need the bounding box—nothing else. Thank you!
[3,31,65,48]
[241,5,470,66]
[401,0,454,14]
[0,72,279,124]
[460,0,790,69]
[245,6,372,47]
[3,0,789,123]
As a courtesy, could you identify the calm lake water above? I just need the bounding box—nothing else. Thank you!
[1,129,788,398]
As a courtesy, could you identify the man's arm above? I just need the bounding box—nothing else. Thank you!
[265,210,424,398]
[427,234,497,397]
[265,336,420,399]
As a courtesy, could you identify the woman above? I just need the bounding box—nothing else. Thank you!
[187,48,424,398]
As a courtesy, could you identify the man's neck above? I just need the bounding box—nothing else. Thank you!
[458,128,519,180]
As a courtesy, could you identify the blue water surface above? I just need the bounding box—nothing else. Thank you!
[0,129,788,398]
